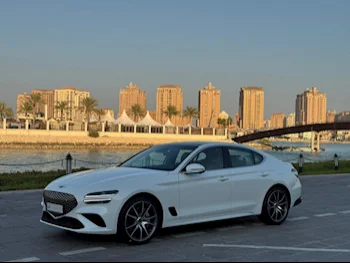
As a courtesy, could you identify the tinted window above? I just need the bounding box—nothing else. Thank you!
[253,152,264,164]
[120,144,198,171]
[228,148,255,167]
[190,147,224,171]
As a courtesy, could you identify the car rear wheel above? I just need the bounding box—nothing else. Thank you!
[117,196,160,245]
[258,186,290,225]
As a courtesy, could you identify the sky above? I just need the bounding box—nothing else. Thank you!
[1,0,350,119]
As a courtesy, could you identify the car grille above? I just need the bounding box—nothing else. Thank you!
[43,190,78,216]
[41,211,84,230]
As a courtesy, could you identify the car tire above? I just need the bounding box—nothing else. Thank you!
[117,196,161,245]
[258,186,290,225]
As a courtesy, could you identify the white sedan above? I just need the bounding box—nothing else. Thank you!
[40,141,302,245]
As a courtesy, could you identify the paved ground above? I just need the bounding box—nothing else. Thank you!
[1,174,350,262]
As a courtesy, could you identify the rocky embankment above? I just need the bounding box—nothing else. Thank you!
[0,134,230,149]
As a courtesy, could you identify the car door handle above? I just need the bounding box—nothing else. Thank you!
[218,176,229,182]
[261,173,269,177]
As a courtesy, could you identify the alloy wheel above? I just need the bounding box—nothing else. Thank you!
[267,189,289,223]
[124,200,158,243]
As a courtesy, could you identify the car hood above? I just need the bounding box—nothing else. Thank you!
[47,166,165,190]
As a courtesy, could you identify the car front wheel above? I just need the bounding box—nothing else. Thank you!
[117,196,160,245]
[258,186,290,225]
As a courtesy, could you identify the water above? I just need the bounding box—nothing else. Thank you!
[0,142,349,173]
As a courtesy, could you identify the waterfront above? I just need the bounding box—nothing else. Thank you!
[0,141,349,173]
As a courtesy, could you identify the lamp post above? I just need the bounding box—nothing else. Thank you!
[334,153,339,170]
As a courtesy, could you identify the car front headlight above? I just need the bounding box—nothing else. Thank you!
[84,190,119,204]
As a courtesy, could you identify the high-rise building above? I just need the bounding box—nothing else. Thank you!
[270,113,285,129]
[156,85,183,125]
[295,87,327,125]
[16,93,31,116]
[326,110,337,123]
[285,113,296,127]
[54,87,90,122]
[118,82,147,120]
[32,89,55,119]
[198,82,221,128]
[238,87,264,130]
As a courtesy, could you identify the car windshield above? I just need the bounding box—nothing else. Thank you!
[119,144,199,171]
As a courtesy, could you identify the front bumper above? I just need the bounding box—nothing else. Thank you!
[40,190,122,235]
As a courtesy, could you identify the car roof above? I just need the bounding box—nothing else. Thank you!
[158,141,247,149]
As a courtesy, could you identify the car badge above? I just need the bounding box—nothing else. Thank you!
[59,185,65,189]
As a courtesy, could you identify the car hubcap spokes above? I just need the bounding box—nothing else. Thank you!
[267,190,288,222]
[125,201,158,242]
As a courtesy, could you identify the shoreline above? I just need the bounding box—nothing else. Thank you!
[0,134,231,150]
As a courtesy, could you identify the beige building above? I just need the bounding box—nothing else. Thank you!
[32,89,55,119]
[118,82,147,120]
[54,87,90,122]
[156,85,183,125]
[285,112,296,127]
[270,113,285,129]
[198,82,221,128]
[295,87,327,125]
[326,110,337,123]
[238,87,264,130]
[16,93,31,116]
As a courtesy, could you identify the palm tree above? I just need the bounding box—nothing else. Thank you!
[95,109,105,121]
[131,104,145,122]
[55,101,69,121]
[79,97,99,124]
[217,117,232,128]
[183,106,199,126]
[29,93,44,124]
[0,102,13,121]
[19,101,33,118]
[163,105,179,121]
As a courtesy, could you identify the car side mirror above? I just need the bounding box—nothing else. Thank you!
[185,163,205,175]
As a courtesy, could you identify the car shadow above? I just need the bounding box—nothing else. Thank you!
[61,215,262,245]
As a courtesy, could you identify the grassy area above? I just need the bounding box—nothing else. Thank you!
[291,160,350,175]
[1,160,350,192]
[0,168,89,192]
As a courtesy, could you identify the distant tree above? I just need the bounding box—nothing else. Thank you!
[0,102,13,121]
[95,109,105,121]
[131,104,145,121]
[55,101,69,121]
[79,97,99,124]
[20,101,33,118]
[28,93,45,124]
[183,106,199,126]
[217,117,232,128]
[163,105,179,121]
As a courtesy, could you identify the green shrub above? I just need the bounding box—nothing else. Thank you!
[88,129,100,138]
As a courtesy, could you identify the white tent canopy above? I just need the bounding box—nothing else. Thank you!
[114,110,135,126]
[164,118,175,127]
[100,111,115,123]
[89,114,98,123]
[137,111,162,127]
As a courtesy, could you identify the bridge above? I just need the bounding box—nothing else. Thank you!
[232,122,350,152]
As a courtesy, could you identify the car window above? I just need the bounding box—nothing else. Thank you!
[228,148,255,167]
[190,147,224,171]
[253,152,264,164]
[120,144,199,171]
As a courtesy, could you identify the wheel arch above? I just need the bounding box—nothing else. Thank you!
[261,183,292,211]
[118,192,165,228]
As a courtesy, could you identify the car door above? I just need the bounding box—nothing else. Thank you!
[223,146,273,214]
[178,146,233,221]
